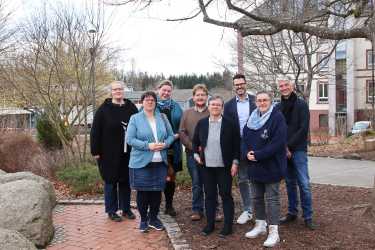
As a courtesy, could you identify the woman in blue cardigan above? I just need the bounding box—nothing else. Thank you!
[127,91,176,233]
[242,91,287,248]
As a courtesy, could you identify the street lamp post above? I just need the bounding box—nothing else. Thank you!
[88,27,97,115]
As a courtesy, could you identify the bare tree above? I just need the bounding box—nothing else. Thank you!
[237,30,337,104]
[0,1,116,163]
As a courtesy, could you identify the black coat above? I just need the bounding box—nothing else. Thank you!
[90,98,138,184]
[277,96,309,152]
[192,116,240,168]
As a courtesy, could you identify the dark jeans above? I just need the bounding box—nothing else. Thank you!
[250,181,280,225]
[202,167,234,227]
[104,182,131,214]
[285,151,313,220]
[186,152,204,214]
[136,191,162,222]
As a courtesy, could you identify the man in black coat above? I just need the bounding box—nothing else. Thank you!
[90,81,138,222]
[277,80,315,230]
[223,73,256,225]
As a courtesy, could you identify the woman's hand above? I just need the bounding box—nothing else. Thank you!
[149,142,166,151]
[247,151,256,161]
[174,133,179,139]
[194,154,203,165]
[231,164,238,177]
[93,155,100,160]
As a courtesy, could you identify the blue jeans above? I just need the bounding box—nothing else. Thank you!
[238,159,252,213]
[186,152,204,214]
[104,182,131,214]
[285,151,313,220]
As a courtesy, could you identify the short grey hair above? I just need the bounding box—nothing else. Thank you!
[208,95,224,106]
[256,91,273,101]
[107,80,126,94]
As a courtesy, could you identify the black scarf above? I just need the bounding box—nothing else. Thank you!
[280,92,297,125]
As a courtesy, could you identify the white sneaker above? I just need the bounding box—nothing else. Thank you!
[236,211,253,224]
[245,220,267,238]
[263,225,280,248]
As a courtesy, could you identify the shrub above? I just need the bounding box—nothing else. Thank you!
[36,113,71,150]
[0,132,53,178]
[56,162,103,195]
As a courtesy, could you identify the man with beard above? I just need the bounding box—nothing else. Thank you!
[179,84,210,221]
[223,74,256,225]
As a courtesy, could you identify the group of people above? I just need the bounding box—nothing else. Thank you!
[90,74,315,248]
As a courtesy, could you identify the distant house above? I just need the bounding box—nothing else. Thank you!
[0,107,37,130]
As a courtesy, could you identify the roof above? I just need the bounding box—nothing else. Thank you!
[0,107,33,115]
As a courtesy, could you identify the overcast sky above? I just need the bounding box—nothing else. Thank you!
[107,1,237,76]
[14,0,238,76]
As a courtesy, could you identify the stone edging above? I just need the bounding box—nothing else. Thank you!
[56,199,191,250]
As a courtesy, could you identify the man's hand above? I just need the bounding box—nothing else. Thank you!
[247,151,256,161]
[286,147,292,159]
[93,155,100,160]
[174,133,180,139]
[231,164,238,177]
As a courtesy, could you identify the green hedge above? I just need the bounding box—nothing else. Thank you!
[56,162,103,195]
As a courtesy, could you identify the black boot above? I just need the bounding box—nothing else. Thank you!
[164,181,177,216]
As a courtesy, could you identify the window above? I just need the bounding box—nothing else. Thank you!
[295,54,305,69]
[319,114,328,128]
[317,53,329,71]
[367,80,375,103]
[366,50,374,69]
[318,81,328,103]
[296,82,305,94]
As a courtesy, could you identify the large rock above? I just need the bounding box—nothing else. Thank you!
[0,228,37,250]
[0,180,54,248]
[0,169,6,175]
[0,172,56,207]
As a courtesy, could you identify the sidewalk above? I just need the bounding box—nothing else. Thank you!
[47,205,170,250]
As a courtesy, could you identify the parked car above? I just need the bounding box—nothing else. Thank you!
[351,121,372,135]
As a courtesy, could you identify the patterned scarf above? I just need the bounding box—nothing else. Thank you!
[247,105,274,130]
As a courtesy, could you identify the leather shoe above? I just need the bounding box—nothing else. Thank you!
[122,210,136,220]
[279,214,297,224]
[201,225,214,236]
[218,226,232,238]
[191,213,202,221]
[304,219,316,230]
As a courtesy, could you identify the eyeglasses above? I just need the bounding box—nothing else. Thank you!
[112,88,124,91]
[234,82,246,88]
[144,98,155,103]
[256,99,271,103]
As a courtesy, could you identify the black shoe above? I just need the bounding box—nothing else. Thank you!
[279,214,297,224]
[108,213,123,222]
[218,226,232,238]
[304,219,316,230]
[165,206,177,217]
[201,225,214,236]
[122,210,136,220]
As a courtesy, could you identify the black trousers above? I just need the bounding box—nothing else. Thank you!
[136,191,162,222]
[201,167,234,228]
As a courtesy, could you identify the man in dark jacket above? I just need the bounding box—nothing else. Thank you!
[223,73,256,225]
[277,80,315,230]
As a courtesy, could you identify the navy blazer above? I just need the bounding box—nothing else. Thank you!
[223,94,257,135]
[192,116,240,168]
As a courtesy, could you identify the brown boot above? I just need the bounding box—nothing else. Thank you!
[191,212,202,221]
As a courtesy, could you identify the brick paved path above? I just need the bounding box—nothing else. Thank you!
[47,205,170,250]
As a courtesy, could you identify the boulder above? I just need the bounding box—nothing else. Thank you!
[0,169,6,175]
[0,172,56,207]
[0,180,54,248]
[0,228,37,250]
